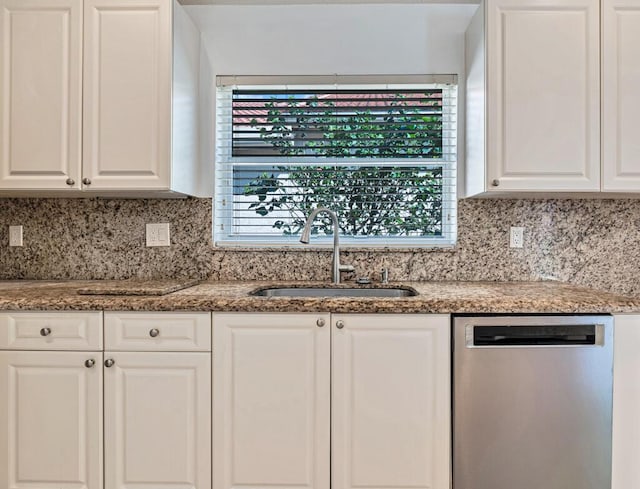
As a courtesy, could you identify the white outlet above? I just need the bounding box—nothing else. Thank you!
[510,227,524,248]
[9,225,23,247]
[146,223,170,247]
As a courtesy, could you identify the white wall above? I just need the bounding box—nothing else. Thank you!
[186,4,476,76]
[185,3,478,198]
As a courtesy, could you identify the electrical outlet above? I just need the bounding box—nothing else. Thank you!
[146,223,170,247]
[9,226,23,247]
[510,227,524,248]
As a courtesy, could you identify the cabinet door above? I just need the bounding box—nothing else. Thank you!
[0,0,82,190]
[0,351,103,489]
[213,313,331,489]
[612,315,640,489]
[104,352,211,489]
[486,0,600,191]
[83,0,171,190]
[602,0,640,191]
[332,314,450,489]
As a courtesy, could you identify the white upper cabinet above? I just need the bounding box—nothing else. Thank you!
[602,0,640,191]
[467,0,601,194]
[83,0,171,191]
[0,0,83,190]
[0,0,209,197]
[467,0,640,195]
[489,0,600,192]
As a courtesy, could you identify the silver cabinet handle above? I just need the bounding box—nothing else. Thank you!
[316,319,326,328]
[66,178,75,186]
[336,320,345,329]
[82,177,92,185]
[149,328,160,338]
[85,359,95,368]
[104,358,115,368]
[40,327,52,337]
[491,179,500,187]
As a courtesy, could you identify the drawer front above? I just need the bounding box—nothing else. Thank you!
[0,312,103,350]
[105,312,211,351]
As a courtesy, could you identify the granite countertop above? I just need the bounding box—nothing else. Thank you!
[0,279,638,313]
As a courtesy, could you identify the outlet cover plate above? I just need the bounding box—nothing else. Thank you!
[9,226,23,247]
[510,226,524,248]
[146,223,170,247]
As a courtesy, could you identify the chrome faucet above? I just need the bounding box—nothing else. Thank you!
[300,207,354,284]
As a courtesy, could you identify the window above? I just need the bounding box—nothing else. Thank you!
[215,75,457,247]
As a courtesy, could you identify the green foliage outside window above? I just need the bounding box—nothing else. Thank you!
[242,95,444,237]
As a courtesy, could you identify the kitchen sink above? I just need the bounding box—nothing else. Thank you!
[250,286,417,298]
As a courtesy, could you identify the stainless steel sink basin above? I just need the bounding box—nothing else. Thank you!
[250,286,417,298]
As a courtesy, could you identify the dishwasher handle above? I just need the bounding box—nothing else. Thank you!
[468,324,604,347]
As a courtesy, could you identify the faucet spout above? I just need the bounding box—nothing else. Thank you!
[300,207,354,284]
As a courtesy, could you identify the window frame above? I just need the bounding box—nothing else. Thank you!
[214,76,458,249]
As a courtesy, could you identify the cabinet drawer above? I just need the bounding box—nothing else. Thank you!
[105,312,211,351]
[0,312,103,350]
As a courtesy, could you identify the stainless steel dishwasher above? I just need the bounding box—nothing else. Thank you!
[453,315,613,489]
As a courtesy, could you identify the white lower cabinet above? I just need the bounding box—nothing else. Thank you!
[104,352,211,489]
[0,311,212,489]
[3,309,637,489]
[0,351,103,489]
[0,310,450,489]
[213,313,331,489]
[612,314,640,489]
[331,314,451,489]
[212,313,451,489]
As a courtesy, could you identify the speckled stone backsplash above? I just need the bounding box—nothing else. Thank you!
[1,197,640,296]
[0,198,214,281]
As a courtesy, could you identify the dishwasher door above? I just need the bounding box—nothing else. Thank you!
[453,315,613,489]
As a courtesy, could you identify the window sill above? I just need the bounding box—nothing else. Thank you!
[212,244,457,253]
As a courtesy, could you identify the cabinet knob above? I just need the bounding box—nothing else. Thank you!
[491,179,500,187]
[316,318,325,328]
[85,359,96,368]
[82,178,92,185]
[104,358,115,368]
[66,178,75,186]
[149,328,160,338]
[40,327,52,337]
[336,320,345,330]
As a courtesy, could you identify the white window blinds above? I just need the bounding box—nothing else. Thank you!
[215,78,457,247]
